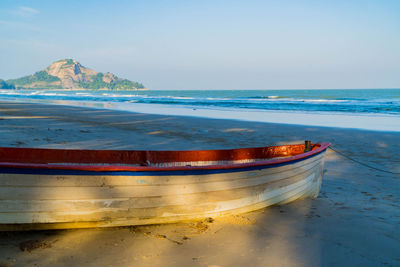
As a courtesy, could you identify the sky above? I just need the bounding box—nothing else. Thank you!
[0,0,399,90]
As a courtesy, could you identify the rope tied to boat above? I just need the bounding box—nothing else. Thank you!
[328,146,400,175]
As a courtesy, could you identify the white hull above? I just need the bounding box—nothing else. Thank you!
[0,152,325,230]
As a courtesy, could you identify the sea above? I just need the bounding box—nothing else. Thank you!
[0,89,399,132]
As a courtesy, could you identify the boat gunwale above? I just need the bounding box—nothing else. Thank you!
[0,143,331,172]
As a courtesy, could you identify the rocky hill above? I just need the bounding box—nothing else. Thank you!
[5,59,145,90]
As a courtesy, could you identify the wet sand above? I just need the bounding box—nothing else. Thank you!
[0,101,399,267]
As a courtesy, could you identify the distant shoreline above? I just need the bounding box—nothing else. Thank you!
[1,97,399,132]
[0,88,398,132]
[3,88,149,91]
[2,87,399,91]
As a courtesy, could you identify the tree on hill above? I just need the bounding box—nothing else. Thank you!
[7,71,60,87]
[0,79,15,89]
[78,73,145,90]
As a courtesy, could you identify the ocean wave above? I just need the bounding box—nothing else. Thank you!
[101,93,142,97]
[0,89,399,115]
[246,95,285,99]
[146,95,196,100]
[294,99,347,103]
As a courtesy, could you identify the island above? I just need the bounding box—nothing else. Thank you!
[2,59,146,90]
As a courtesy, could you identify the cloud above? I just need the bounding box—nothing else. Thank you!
[11,6,40,17]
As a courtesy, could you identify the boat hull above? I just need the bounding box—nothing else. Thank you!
[0,150,326,230]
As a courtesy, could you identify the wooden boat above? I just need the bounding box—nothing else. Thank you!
[0,142,330,230]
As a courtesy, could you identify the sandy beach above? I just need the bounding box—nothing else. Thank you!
[0,101,399,267]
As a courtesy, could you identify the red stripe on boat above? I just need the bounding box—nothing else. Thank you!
[0,143,330,172]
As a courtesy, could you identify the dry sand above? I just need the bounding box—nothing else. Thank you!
[0,101,399,267]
